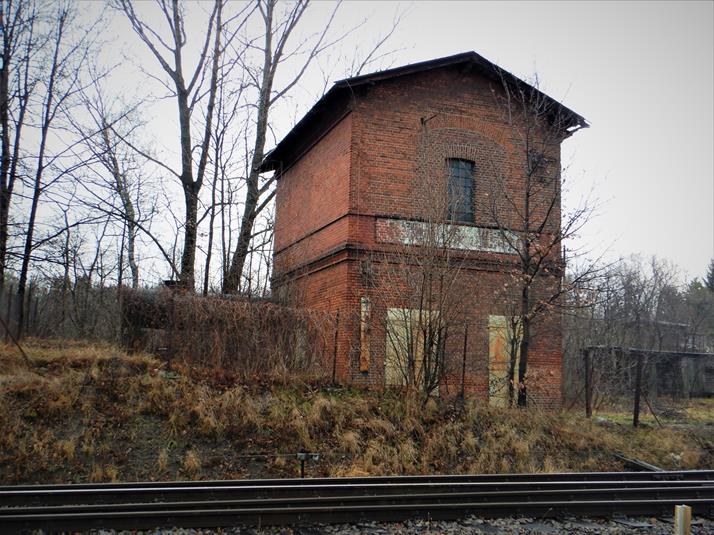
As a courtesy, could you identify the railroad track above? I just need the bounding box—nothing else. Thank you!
[2,470,713,533]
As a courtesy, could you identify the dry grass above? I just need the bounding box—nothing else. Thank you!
[182,450,201,474]
[339,430,361,455]
[0,338,711,485]
[57,439,77,461]
[157,448,169,472]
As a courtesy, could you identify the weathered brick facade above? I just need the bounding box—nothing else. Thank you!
[263,53,586,408]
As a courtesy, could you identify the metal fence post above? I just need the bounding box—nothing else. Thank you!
[460,322,468,400]
[332,310,340,385]
[584,348,592,418]
[633,352,644,427]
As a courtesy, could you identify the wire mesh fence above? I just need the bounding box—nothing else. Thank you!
[566,345,714,425]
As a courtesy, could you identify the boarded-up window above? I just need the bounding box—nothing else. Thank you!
[488,315,522,407]
[359,297,371,372]
[385,308,441,388]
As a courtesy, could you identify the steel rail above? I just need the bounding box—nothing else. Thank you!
[3,479,713,507]
[3,484,712,515]
[4,469,711,491]
[3,498,713,533]
[2,472,712,533]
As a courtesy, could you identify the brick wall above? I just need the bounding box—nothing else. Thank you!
[273,112,353,256]
[273,65,566,408]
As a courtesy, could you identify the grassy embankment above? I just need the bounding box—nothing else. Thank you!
[0,339,711,484]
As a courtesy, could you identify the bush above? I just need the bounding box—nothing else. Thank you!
[121,288,336,382]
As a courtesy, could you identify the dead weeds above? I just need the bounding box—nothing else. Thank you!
[0,339,711,484]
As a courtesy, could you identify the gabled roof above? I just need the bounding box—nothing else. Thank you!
[260,51,588,173]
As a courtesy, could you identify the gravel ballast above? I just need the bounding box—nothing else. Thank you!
[101,514,714,534]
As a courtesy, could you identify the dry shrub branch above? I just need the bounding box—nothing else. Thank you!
[121,288,336,383]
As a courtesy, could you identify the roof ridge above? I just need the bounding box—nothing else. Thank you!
[260,51,588,173]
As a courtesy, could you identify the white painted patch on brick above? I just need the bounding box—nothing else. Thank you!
[376,218,519,255]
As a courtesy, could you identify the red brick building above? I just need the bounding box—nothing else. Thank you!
[261,52,587,408]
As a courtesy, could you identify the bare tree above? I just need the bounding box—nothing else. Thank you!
[21,208,123,341]
[684,276,714,351]
[376,231,466,397]
[223,0,313,293]
[223,0,401,294]
[367,125,471,397]
[0,0,39,288]
[99,120,140,288]
[14,3,103,338]
[563,255,714,409]
[199,48,248,295]
[116,0,244,289]
[487,72,595,406]
[63,84,155,289]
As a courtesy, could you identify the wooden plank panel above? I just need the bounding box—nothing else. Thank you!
[489,315,521,407]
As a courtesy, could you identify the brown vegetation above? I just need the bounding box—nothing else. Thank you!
[0,340,711,484]
[121,288,336,384]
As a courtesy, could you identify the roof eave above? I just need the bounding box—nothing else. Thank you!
[260,51,589,172]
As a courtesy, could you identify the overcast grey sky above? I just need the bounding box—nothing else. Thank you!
[106,0,713,282]
[301,0,714,280]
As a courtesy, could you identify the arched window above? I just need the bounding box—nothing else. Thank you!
[446,158,474,223]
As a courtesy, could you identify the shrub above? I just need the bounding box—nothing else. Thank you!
[121,289,336,383]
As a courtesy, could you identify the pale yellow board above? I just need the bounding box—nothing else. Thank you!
[488,315,521,407]
[359,297,371,372]
[385,308,409,386]
[385,308,436,388]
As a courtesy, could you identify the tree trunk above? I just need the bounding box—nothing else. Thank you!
[223,0,273,294]
[102,126,140,288]
[16,169,42,338]
[222,84,276,294]
[127,221,139,288]
[180,182,198,290]
[0,92,27,289]
[0,0,21,289]
[175,77,196,287]
[224,191,258,293]
[203,153,219,296]
[16,10,64,338]
[517,285,530,406]
[0,35,10,290]
[0,186,10,289]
